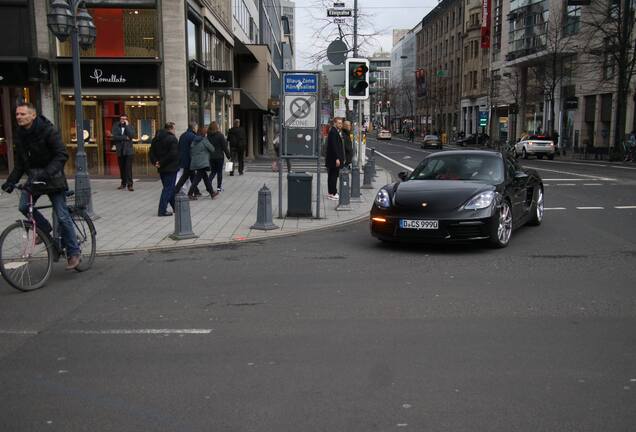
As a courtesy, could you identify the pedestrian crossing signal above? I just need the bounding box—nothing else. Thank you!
[346,58,370,100]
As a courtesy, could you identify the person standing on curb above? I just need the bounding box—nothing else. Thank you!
[325,117,344,200]
[207,121,231,192]
[342,120,354,167]
[188,126,219,200]
[227,119,246,176]
[149,122,179,217]
[111,114,136,191]
[1,102,81,269]
[174,121,197,195]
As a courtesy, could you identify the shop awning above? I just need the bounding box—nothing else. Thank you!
[236,88,267,111]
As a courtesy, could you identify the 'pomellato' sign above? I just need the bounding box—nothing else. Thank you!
[58,63,158,89]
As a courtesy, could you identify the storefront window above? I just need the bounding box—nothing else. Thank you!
[57,9,158,58]
[59,96,161,177]
[188,19,199,61]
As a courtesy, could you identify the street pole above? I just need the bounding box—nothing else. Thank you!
[350,0,362,200]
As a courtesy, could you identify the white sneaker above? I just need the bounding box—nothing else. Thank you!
[218,186,224,192]
[327,194,337,200]
[333,193,340,200]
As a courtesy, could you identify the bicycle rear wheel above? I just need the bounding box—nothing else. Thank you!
[70,209,96,272]
[0,222,53,292]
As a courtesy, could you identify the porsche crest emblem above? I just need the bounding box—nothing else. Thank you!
[421,202,428,207]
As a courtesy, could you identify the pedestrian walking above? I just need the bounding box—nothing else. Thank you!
[325,117,345,200]
[111,114,136,191]
[149,122,179,217]
[1,102,81,269]
[227,119,246,175]
[207,121,231,192]
[188,126,219,200]
[174,121,197,195]
[408,127,415,143]
[342,120,354,167]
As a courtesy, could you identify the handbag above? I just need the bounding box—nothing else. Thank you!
[224,161,233,173]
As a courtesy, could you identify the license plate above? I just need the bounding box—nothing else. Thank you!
[400,219,439,230]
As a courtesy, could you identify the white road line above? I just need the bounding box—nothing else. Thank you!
[576,207,604,210]
[542,178,597,181]
[529,166,616,181]
[540,160,607,167]
[615,206,636,209]
[583,183,603,186]
[611,165,636,170]
[545,207,567,210]
[0,330,39,335]
[556,184,577,186]
[372,149,415,171]
[62,329,214,335]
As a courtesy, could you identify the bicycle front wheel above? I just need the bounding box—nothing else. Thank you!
[0,222,53,292]
[71,209,96,272]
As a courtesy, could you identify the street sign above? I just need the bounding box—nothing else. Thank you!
[284,74,318,93]
[284,95,317,129]
[479,111,489,127]
[333,1,345,7]
[327,8,352,17]
[333,18,346,24]
[436,70,448,78]
[327,39,348,65]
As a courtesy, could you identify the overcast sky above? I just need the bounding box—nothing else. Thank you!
[293,0,440,69]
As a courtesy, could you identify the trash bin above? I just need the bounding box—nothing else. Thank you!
[287,172,313,217]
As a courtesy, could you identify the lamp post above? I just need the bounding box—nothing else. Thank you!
[387,100,391,131]
[47,0,96,215]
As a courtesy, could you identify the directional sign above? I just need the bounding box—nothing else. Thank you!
[284,74,318,93]
[284,95,317,129]
[327,8,352,17]
[479,111,489,127]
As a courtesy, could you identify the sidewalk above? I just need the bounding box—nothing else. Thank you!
[0,167,391,255]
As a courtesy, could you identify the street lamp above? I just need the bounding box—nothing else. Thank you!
[387,100,391,131]
[47,0,96,214]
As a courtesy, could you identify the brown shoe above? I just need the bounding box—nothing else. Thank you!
[127,186,134,191]
[117,185,125,190]
[66,255,81,270]
[210,191,220,199]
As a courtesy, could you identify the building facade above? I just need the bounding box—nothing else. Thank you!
[416,0,464,138]
[369,51,391,128]
[390,25,419,134]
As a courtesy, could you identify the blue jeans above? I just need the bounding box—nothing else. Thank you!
[19,190,80,257]
[159,171,177,214]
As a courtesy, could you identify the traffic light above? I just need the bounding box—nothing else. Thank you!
[346,58,370,100]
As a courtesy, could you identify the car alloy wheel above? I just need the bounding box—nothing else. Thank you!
[490,201,513,248]
[527,188,544,226]
[535,189,544,222]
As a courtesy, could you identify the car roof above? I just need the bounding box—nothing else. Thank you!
[425,150,503,158]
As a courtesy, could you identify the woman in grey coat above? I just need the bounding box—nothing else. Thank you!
[188,126,219,200]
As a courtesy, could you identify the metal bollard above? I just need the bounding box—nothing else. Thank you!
[350,165,362,202]
[369,155,377,177]
[251,184,279,230]
[361,163,374,189]
[170,192,197,240]
[336,167,351,211]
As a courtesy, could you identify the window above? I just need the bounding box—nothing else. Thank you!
[57,8,158,57]
[187,18,199,61]
[603,52,616,80]
[0,5,31,56]
[564,5,581,35]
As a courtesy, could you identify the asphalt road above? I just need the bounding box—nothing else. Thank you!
[1,138,635,431]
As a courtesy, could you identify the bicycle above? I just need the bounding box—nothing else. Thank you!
[0,182,96,292]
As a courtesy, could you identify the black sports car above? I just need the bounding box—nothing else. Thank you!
[370,150,544,247]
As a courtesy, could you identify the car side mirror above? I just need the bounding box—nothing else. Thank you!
[514,171,529,180]
[398,171,410,181]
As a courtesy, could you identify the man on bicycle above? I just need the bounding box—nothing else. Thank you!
[1,102,81,270]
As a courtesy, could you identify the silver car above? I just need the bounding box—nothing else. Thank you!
[514,134,556,159]
[421,134,442,149]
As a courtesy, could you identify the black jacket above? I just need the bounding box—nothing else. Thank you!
[111,122,136,156]
[6,115,68,194]
[149,129,179,173]
[207,131,231,160]
[177,128,196,169]
[325,126,345,169]
[342,129,353,166]
[227,126,246,151]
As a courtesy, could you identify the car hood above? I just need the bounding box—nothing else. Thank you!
[393,180,495,212]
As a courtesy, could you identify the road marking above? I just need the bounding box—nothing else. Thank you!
[543,178,598,181]
[529,166,616,181]
[611,165,636,170]
[576,207,604,210]
[62,329,214,335]
[540,160,607,167]
[0,330,39,335]
[615,206,636,209]
[556,183,577,186]
[371,149,415,171]
[583,183,603,186]
[545,207,567,210]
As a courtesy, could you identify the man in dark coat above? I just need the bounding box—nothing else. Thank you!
[111,114,136,191]
[325,117,345,200]
[174,121,197,195]
[1,102,81,269]
[227,119,246,175]
[149,122,180,217]
[207,121,232,192]
[342,120,354,166]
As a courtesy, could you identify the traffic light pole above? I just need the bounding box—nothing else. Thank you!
[350,0,362,200]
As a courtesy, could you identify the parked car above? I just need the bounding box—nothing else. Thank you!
[377,129,392,140]
[370,150,544,248]
[421,134,442,149]
[514,134,556,159]
[457,133,489,146]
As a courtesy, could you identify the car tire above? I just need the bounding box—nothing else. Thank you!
[522,148,528,159]
[527,187,544,226]
[489,200,513,248]
[548,154,554,160]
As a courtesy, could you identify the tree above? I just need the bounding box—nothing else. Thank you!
[583,0,636,156]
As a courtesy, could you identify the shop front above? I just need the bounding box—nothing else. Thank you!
[189,61,233,133]
[57,61,161,178]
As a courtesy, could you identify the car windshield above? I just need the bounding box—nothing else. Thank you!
[410,154,504,183]
[424,135,439,140]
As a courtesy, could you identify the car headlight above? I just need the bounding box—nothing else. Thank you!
[463,191,496,210]
[375,189,391,208]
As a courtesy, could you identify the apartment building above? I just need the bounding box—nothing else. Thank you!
[390,25,420,133]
